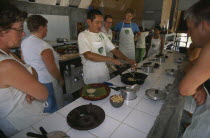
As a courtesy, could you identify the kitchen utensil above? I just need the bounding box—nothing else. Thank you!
[121,84,140,100]
[110,95,124,108]
[80,83,110,101]
[154,63,160,68]
[165,84,173,94]
[121,72,148,85]
[118,65,135,77]
[67,103,105,130]
[155,54,168,59]
[111,65,123,76]
[138,65,154,73]
[157,57,165,63]
[27,127,69,138]
[148,58,157,62]
[143,62,154,66]
[165,69,177,77]
[175,58,182,63]
[145,89,167,101]
[103,82,126,91]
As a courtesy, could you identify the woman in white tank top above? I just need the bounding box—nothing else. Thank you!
[147,26,164,57]
[0,4,48,137]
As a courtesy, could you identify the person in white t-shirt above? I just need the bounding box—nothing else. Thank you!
[78,9,136,84]
[135,27,149,62]
[21,15,64,113]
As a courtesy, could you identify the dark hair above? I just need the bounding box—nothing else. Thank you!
[139,26,144,32]
[27,15,48,32]
[185,0,210,26]
[154,26,161,31]
[0,2,27,31]
[87,9,103,21]
[104,15,112,21]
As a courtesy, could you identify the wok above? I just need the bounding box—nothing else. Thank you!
[121,72,148,85]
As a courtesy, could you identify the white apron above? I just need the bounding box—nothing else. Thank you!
[183,86,210,138]
[147,37,161,57]
[83,41,110,84]
[119,22,135,60]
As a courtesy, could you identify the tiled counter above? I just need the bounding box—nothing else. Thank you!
[13,51,184,138]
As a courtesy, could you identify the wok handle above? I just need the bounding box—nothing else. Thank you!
[40,127,48,135]
[103,82,114,86]
[26,132,47,138]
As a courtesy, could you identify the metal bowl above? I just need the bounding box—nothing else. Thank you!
[157,57,165,63]
[141,65,154,73]
[145,89,166,101]
[165,69,177,77]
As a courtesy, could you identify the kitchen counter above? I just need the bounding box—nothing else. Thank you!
[12,50,185,138]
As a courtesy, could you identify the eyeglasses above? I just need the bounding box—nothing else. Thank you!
[9,28,24,34]
[106,21,113,24]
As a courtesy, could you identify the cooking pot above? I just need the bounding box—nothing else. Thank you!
[157,57,165,63]
[121,84,140,100]
[165,69,177,77]
[148,58,157,62]
[139,65,154,73]
[121,72,148,85]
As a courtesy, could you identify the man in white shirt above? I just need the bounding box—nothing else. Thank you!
[78,10,136,84]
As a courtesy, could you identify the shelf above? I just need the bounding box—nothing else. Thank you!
[164,42,174,48]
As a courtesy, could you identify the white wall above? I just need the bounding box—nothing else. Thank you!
[23,14,70,41]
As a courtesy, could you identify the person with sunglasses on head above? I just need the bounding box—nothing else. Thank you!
[179,0,210,137]
[78,9,136,84]
[114,8,141,61]
[0,2,48,137]
[21,15,64,113]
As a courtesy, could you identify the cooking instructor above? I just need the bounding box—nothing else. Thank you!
[78,9,136,84]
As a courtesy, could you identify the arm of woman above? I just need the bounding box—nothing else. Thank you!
[0,59,48,100]
[41,49,64,86]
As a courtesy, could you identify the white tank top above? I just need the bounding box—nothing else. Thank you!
[0,49,47,132]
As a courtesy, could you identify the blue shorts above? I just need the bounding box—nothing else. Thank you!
[42,82,58,113]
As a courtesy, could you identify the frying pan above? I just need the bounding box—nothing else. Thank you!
[121,72,148,85]
[67,103,105,130]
